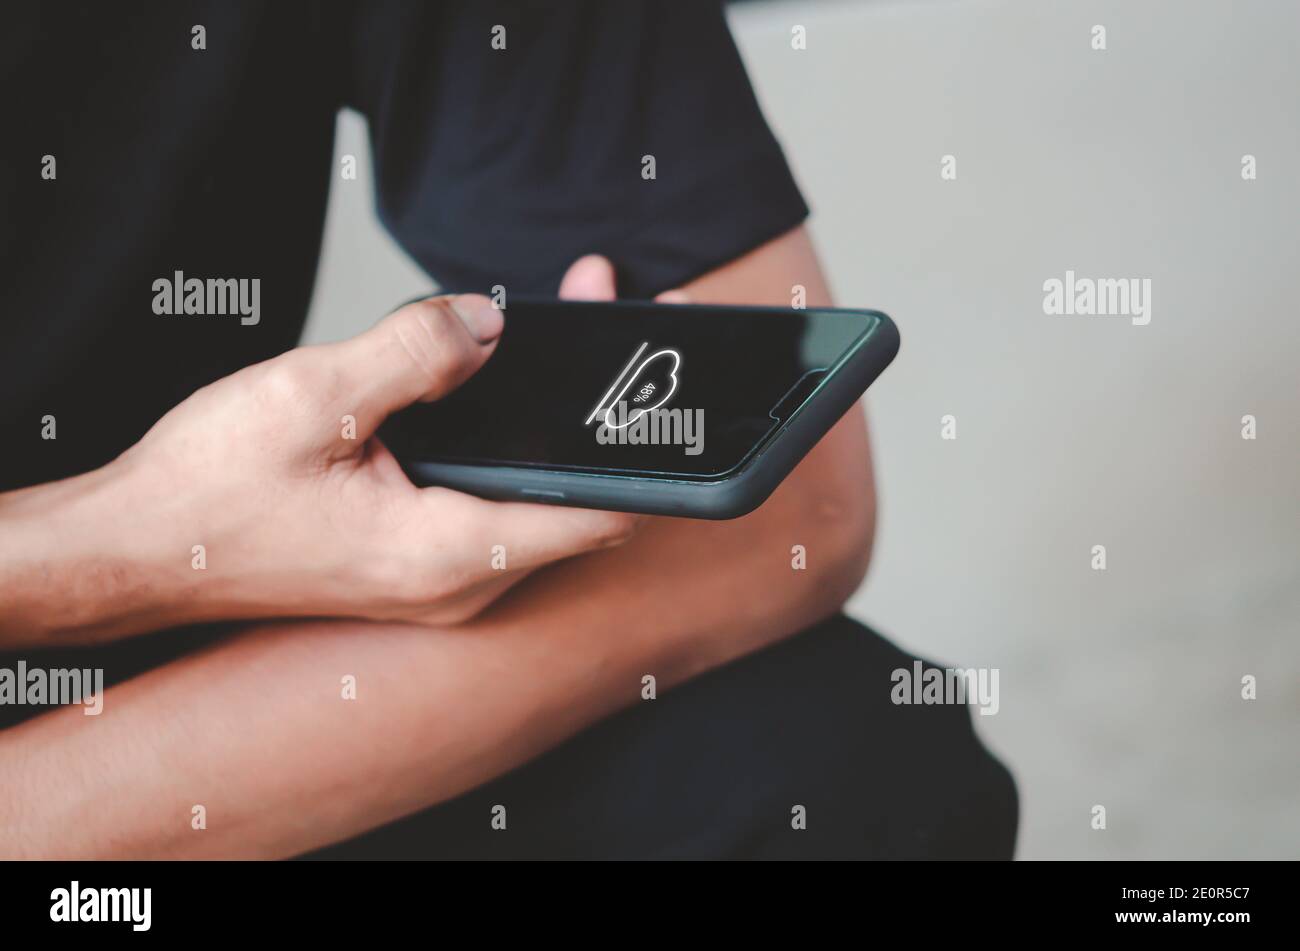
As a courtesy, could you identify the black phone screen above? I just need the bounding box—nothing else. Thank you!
[380,299,875,479]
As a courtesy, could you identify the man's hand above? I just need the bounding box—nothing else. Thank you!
[0,291,637,646]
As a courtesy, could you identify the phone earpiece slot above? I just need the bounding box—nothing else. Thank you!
[768,369,827,424]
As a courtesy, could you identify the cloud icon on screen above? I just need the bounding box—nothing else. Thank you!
[585,342,681,429]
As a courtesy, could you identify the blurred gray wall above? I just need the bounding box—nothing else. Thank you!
[303,0,1300,859]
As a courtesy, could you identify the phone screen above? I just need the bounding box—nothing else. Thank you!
[381,299,875,479]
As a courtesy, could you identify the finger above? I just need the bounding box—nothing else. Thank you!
[408,569,533,626]
[558,254,617,301]
[655,288,691,304]
[325,295,503,438]
[422,488,640,574]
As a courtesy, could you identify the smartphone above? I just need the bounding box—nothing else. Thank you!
[382,298,899,519]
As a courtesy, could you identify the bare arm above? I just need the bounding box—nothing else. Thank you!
[0,295,635,648]
[0,226,878,858]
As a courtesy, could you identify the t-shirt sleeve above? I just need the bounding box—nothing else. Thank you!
[344,0,809,299]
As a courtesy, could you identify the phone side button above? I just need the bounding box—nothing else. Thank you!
[521,488,566,499]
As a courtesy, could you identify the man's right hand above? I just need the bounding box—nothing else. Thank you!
[0,294,638,647]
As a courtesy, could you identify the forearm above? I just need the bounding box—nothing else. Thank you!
[2,422,871,861]
[1,610,627,858]
[1,471,866,859]
[0,451,286,646]
[0,457,194,647]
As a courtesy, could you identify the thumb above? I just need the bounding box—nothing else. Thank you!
[327,294,503,439]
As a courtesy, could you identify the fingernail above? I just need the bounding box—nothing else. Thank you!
[451,295,504,344]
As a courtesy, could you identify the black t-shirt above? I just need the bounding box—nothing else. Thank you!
[0,0,807,822]
[3,1,806,494]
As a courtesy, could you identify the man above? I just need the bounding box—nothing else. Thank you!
[0,2,1015,858]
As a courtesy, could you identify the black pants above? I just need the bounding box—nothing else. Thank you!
[308,614,1018,860]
